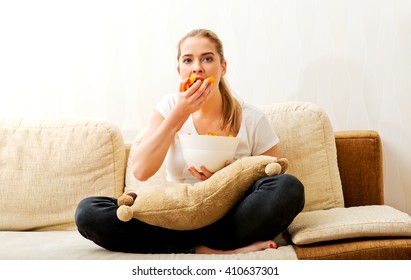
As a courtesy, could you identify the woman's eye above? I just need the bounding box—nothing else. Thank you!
[203,57,213,62]
[183,58,192,64]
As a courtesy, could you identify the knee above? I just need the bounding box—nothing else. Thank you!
[75,197,99,231]
[254,174,304,205]
[278,174,305,210]
[279,174,304,194]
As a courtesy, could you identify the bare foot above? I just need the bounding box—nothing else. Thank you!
[195,240,277,254]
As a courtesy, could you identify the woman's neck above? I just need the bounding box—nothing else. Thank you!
[192,91,226,135]
[195,90,223,118]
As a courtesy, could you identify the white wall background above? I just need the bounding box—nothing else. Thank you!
[0,0,410,215]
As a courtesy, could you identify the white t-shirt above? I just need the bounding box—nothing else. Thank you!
[155,94,280,184]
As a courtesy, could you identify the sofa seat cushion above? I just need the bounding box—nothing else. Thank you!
[288,205,411,245]
[0,231,297,260]
[0,119,126,231]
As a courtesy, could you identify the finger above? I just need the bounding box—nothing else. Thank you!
[182,79,202,96]
[198,78,212,92]
[179,77,189,92]
[191,81,212,104]
[199,165,213,178]
[180,76,196,92]
[188,166,203,180]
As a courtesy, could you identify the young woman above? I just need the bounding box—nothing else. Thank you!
[75,29,305,254]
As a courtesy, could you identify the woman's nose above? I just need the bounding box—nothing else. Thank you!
[192,61,204,73]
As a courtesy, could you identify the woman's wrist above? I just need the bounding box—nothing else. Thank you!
[166,106,191,133]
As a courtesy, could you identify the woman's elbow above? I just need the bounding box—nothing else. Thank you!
[132,163,151,182]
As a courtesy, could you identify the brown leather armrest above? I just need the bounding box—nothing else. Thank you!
[334,131,383,207]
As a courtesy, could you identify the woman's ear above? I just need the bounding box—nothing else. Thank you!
[221,61,227,76]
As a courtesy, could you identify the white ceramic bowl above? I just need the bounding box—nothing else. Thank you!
[179,134,240,173]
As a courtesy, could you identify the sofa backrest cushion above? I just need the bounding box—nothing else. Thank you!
[262,102,344,211]
[0,119,126,231]
[126,102,344,212]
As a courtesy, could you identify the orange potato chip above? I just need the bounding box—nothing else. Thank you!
[202,132,234,137]
[180,76,215,92]
[180,76,196,92]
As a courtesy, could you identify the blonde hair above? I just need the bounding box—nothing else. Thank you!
[177,29,242,135]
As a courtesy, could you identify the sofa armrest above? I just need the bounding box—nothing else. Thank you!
[334,130,383,207]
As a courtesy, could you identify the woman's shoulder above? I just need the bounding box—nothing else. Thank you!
[155,94,179,117]
[156,93,178,106]
[158,93,179,105]
[240,101,266,120]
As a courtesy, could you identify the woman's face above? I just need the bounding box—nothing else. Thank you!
[177,36,226,86]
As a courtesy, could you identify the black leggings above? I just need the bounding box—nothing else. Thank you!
[75,174,305,253]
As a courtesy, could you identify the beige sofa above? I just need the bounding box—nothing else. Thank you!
[1,102,410,260]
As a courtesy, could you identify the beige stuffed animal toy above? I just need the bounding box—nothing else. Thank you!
[117,155,288,230]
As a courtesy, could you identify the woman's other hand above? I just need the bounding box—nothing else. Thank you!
[187,160,231,181]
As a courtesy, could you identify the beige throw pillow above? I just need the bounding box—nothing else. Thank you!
[118,156,288,230]
[288,205,411,245]
[262,102,344,211]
